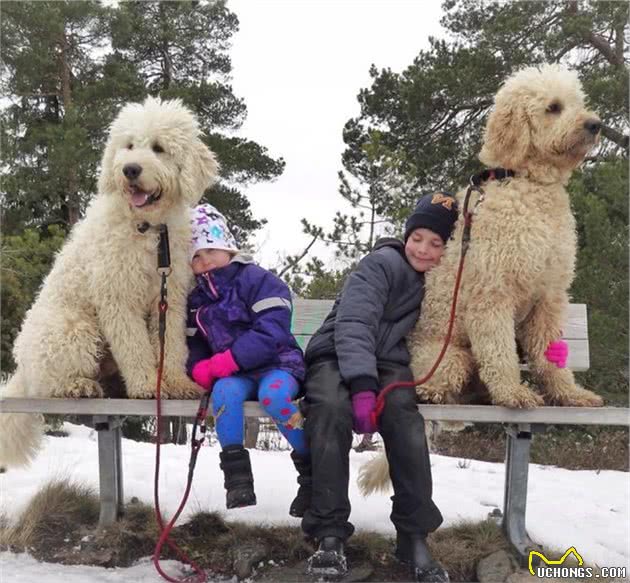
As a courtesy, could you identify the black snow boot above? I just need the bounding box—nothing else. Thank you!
[307,536,348,578]
[219,445,256,509]
[289,451,312,518]
[395,532,450,583]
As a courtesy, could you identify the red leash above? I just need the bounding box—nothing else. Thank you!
[151,226,208,583]
[372,178,483,427]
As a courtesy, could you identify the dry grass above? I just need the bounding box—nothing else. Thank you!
[167,511,312,574]
[429,519,509,582]
[6,480,620,582]
[0,479,99,549]
[0,483,514,581]
[433,425,629,471]
[0,480,160,567]
[94,501,159,566]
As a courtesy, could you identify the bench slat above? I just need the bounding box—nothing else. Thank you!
[1,398,627,426]
[291,301,589,369]
[291,301,588,339]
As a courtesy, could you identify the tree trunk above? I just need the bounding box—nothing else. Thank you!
[244,417,260,449]
[60,29,80,226]
[158,417,172,443]
[171,417,187,445]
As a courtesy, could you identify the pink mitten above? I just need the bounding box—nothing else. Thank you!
[207,350,239,378]
[191,359,214,391]
[544,340,568,368]
[351,391,377,434]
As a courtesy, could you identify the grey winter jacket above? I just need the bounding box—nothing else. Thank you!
[304,238,425,395]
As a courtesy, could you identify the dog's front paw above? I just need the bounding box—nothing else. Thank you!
[53,378,104,398]
[417,384,450,404]
[163,374,203,399]
[548,385,604,407]
[126,370,159,399]
[491,384,544,409]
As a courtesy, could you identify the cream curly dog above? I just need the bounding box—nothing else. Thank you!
[408,64,604,410]
[0,97,218,468]
[359,65,603,495]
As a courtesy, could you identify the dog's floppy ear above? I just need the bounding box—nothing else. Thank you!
[97,135,117,195]
[479,97,531,170]
[181,137,220,205]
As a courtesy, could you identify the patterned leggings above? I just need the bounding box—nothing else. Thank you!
[211,369,308,457]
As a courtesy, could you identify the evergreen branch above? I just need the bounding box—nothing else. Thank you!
[586,30,627,67]
[276,232,320,277]
[565,0,626,68]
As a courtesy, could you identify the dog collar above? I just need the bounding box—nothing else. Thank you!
[470,168,515,188]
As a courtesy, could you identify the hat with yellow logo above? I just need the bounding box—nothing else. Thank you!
[404,192,459,243]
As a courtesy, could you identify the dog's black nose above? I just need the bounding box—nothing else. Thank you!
[123,163,142,180]
[584,119,601,135]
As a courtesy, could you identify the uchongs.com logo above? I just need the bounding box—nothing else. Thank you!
[529,547,627,579]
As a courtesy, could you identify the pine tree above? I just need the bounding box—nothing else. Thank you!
[1,0,113,232]
[343,0,628,201]
[569,159,628,403]
[1,226,66,371]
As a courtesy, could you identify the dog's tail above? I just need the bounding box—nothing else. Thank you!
[357,452,392,496]
[0,371,44,470]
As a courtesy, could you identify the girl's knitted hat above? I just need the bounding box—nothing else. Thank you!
[190,203,239,259]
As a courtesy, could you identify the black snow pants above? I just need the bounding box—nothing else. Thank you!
[301,358,443,541]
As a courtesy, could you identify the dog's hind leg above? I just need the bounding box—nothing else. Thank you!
[46,320,104,398]
[517,294,603,407]
[17,311,105,399]
[410,339,474,404]
[465,304,544,409]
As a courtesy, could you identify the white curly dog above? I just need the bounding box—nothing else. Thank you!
[359,64,604,495]
[0,97,218,469]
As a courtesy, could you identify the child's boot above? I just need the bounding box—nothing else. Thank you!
[307,536,347,578]
[219,445,257,509]
[289,451,312,517]
[395,532,449,582]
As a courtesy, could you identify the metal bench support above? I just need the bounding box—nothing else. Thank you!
[94,415,124,528]
[502,423,539,565]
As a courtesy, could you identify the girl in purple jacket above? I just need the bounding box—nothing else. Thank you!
[187,204,310,513]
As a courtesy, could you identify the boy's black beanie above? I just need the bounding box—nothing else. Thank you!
[404,192,459,243]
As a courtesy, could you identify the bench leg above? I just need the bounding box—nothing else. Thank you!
[94,415,124,528]
[503,423,538,566]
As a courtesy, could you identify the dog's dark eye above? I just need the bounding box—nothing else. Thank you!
[127,143,134,150]
[152,143,164,154]
[546,102,562,114]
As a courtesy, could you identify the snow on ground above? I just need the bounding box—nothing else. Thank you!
[1,423,628,582]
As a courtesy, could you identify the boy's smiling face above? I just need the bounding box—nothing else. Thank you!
[404,228,446,273]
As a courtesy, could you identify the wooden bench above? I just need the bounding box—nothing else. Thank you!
[1,300,628,566]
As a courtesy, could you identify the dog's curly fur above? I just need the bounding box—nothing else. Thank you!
[359,65,604,496]
[0,97,218,468]
[409,64,604,409]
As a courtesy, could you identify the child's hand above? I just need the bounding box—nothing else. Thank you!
[191,359,214,391]
[207,350,239,378]
[351,391,377,434]
[544,339,569,368]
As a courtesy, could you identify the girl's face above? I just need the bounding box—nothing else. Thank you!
[404,228,446,273]
[191,248,233,275]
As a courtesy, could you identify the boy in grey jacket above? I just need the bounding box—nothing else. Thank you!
[302,193,457,582]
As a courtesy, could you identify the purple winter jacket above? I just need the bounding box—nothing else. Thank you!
[186,255,305,381]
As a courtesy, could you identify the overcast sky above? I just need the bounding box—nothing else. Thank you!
[227,0,444,268]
